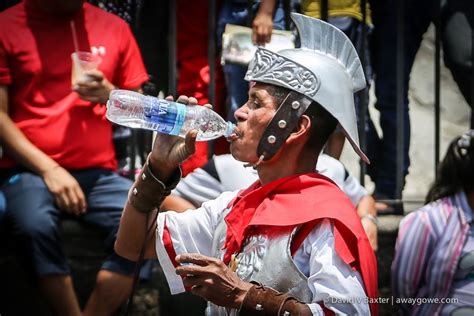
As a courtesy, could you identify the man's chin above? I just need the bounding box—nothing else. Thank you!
[229,143,238,155]
[229,146,246,161]
[229,148,258,165]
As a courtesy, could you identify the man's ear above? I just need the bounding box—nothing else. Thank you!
[286,114,311,144]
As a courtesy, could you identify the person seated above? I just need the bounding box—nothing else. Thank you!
[116,14,378,315]
[0,0,149,315]
[392,130,474,315]
[163,153,378,250]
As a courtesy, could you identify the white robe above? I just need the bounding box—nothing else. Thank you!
[156,191,370,315]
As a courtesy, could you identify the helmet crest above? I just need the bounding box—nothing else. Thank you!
[245,13,369,163]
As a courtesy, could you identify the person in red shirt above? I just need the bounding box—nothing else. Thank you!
[0,0,149,315]
[175,0,230,176]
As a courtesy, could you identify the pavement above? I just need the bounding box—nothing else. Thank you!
[340,25,471,219]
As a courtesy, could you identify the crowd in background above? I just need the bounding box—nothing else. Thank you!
[0,0,473,315]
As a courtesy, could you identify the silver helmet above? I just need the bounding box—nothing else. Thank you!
[245,13,369,163]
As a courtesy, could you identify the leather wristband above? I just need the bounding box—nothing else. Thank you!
[239,283,312,315]
[128,156,181,214]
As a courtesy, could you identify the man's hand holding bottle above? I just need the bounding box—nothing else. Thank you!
[148,95,212,182]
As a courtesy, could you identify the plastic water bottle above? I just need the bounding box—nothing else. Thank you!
[106,90,235,141]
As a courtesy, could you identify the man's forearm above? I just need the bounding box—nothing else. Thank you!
[357,195,377,217]
[240,283,312,315]
[258,0,277,16]
[0,112,59,175]
[161,194,196,213]
[115,157,181,260]
[115,96,196,261]
[357,195,378,250]
[115,202,158,261]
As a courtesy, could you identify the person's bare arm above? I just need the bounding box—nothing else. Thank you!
[252,0,277,45]
[357,195,378,251]
[115,96,199,260]
[161,194,197,213]
[0,85,86,215]
[115,205,159,260]
[0,86,59,175]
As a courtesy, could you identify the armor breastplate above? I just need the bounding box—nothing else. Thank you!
[206,209,311,315]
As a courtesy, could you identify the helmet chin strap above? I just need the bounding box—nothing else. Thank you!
[243,154,266,169]
[242,91,312,169]
[255,90,312,162]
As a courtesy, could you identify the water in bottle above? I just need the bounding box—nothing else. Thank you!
[106,90,235,141]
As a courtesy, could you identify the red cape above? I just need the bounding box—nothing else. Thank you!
[224,173,378,315]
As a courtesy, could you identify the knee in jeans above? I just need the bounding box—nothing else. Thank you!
[18,215,57,241]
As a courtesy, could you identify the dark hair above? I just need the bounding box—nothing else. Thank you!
[425,130,474,203]
[303,101,338,153]
[268,85,291,105]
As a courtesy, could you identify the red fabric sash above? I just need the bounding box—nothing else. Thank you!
[223,173,378,315]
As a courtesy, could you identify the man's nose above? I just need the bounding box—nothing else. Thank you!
[234,107,248,122]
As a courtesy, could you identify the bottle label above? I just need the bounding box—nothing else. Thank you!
[146,100,187,135]
[170,103,186,135]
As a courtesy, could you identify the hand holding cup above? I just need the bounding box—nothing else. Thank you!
[71,52,113,104]
[73,69,115,104]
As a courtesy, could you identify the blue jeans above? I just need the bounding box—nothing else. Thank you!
[442,0,474,127]
[217,0,286,122]
[367,0,434,198]
[0,168,150,278]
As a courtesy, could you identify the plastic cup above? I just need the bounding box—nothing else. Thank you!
[71,52,102,85]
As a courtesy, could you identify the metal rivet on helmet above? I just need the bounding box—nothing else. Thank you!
[267,135,276,144]
[291,101,300,109]
[278,120,287,129]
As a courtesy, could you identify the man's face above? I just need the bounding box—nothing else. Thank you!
[229,83,279,163]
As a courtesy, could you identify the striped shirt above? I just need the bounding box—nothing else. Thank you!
[392,191,472,315]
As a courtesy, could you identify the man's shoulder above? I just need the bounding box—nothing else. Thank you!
[300,173,355,211]
[316,154,346,185]
[305,172,344,193]
[0,3,25,27]
[203,190,239,209]
[213,154,258,191]
[402,196,456,231]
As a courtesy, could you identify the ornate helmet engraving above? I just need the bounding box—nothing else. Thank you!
[245,13,369,163]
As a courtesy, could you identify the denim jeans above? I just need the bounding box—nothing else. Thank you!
[0,168,151,278]
[367,0,434,198]
[441,0,474,127]
[217,0,286,122]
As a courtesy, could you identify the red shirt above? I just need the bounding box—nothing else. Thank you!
[176,0,229,176]
[0,1,149,170]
